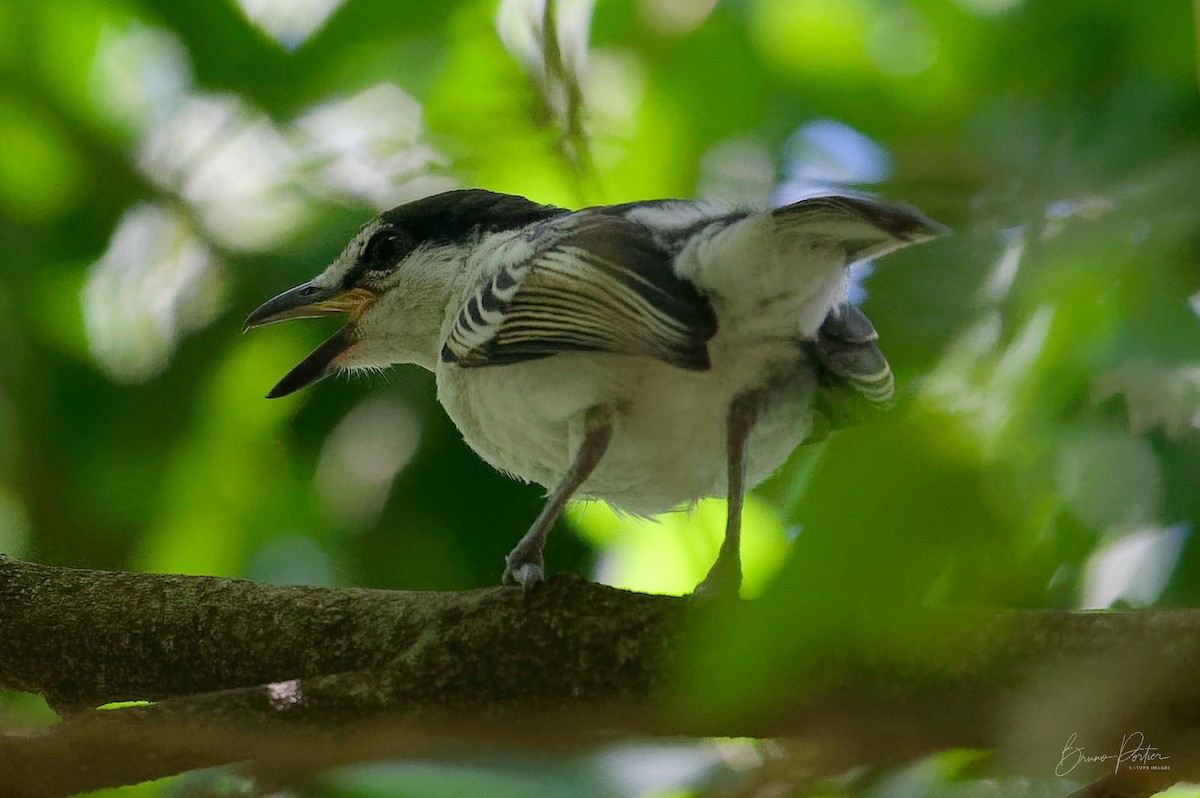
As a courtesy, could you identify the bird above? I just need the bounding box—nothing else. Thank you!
[243,189,946,594]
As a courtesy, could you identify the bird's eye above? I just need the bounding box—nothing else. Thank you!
[363,228,408,269]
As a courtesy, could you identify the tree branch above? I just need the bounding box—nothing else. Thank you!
[2,556,1199,798]
[0,557,675,714]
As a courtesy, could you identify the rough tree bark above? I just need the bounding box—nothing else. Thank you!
[1,556,1198,798]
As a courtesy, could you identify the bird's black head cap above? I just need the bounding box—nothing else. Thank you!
[379,189,567,247]
[340,190,568,289]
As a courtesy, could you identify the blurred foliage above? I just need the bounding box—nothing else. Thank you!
[2,0,1200,795]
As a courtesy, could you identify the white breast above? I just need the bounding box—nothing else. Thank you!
[432,208,847,514]
[435,338,819,515]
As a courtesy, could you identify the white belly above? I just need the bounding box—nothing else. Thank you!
[435,341,818,515]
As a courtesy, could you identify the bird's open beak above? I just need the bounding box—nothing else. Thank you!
[243,282,377,398]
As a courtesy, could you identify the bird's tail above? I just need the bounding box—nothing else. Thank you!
[771,194,948,262]
[807,302,894,437]
[685,195,946,343]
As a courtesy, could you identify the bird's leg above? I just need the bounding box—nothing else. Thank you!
[695,390,763,597]
[503,407,614,587]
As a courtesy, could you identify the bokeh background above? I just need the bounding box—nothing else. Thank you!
[2,0,1200,795]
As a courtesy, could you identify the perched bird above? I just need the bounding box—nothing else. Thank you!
[244,189,945,593]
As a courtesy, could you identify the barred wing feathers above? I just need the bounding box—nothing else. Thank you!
[808,302,895,437]
[442,213,718,370]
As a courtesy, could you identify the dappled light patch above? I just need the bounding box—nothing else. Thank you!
[82,203,226,383]
[1080,525,1188,610]
[750,0,877,81]
[233,0,347,51]
[775,118,892,202]
[866,5,940,78]
[568,495,788,597]
[293,84,455,211]
[636,0,719,36]
[138,95,309,251]
[247,532,334,586]
[89,20,191,137]
[1056,429,1161,532]
[923,305,1056,452]
[316,397,423,531]
[1093,359,1200,438]
[696,137,776,206]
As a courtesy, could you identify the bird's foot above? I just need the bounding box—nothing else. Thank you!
[502,551,545,588]
[692,557,742,600]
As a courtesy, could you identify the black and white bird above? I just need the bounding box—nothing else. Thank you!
[244,189,946,593]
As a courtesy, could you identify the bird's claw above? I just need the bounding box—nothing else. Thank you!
[502,557,545,588]
[692,559,742,600]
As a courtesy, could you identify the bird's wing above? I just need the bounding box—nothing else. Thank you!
[771,195,948,261]
[807,302,895,440]
[442,212,718,370]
